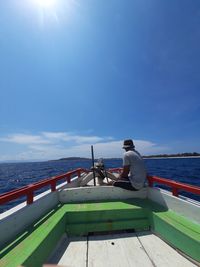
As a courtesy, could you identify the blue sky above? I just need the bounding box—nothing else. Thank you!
[0,0,200,161]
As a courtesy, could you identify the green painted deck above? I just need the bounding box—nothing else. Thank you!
[65,200,150,236]
[0,199,200,267]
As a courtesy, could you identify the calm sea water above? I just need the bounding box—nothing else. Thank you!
[0,158,200,213]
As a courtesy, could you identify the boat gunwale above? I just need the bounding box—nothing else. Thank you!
[0,167,200,210]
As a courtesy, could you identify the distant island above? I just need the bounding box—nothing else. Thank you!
[49,157,122,162]
[49,157,123,162]
[1,153,200,164]
[143,152,200,158]
[49,157,91,162]
[49,153,200,162]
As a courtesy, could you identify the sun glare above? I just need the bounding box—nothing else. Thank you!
[28,0,77,27]
[34,0,56,8]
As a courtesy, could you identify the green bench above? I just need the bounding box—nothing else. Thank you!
[0,199,199,267]
[65,200,150,236]
[150,205,200,262]
[0,204,66,267]
[0,200,149,267]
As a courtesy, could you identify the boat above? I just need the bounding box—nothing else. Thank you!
[0,167,200,267]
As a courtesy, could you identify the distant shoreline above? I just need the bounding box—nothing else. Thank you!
[1,155,200,164]
[143,156,200,159]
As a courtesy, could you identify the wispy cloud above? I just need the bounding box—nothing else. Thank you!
[0,131,170,161]
[0,134,51,145]
[42,132,105,144]
[0,132,107,145]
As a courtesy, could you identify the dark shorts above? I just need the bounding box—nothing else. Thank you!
[113,177,138,191]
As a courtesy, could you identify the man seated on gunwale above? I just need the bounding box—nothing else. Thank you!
[108,139,147,191]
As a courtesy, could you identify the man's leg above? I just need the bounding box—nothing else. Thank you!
[113,177,138,191]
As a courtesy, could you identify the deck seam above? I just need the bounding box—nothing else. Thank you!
[86,235,89,267]
[136,233,157,267]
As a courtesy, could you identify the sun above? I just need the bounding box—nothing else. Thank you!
[29,0,76,27]
[34,0,56,8]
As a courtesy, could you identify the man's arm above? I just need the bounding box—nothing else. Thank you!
[106,165,130,185]
[119,165,130,179]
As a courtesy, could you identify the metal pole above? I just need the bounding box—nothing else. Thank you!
[104,166,109,183]
[91,145,96,186]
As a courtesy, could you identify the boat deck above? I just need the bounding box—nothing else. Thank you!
[1,193,199,266]
[47,231,196,267]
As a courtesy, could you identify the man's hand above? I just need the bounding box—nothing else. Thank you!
[119,165,130,179]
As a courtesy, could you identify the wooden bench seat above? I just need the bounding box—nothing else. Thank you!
[0,198,199,266]
[65,200,150,236]
[150,204,200,262]
[0,204,66,267]
[0,199,149,267]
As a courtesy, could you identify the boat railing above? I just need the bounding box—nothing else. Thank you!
[0,168,89,206]
[108,168,200,198]
[1,167,200,208]
[147,175,200,197]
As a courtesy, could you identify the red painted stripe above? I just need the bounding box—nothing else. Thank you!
[147,175,200,196]
[0,167,199,206]
[0,168,89,205]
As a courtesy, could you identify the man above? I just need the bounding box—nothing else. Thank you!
[112,139,146,191]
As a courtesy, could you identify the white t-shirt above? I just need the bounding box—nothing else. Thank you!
[123,149,146,189]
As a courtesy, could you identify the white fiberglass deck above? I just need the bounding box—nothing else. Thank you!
[47,231,196,267]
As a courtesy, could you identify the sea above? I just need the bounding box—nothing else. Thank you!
[0,157,200,213]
